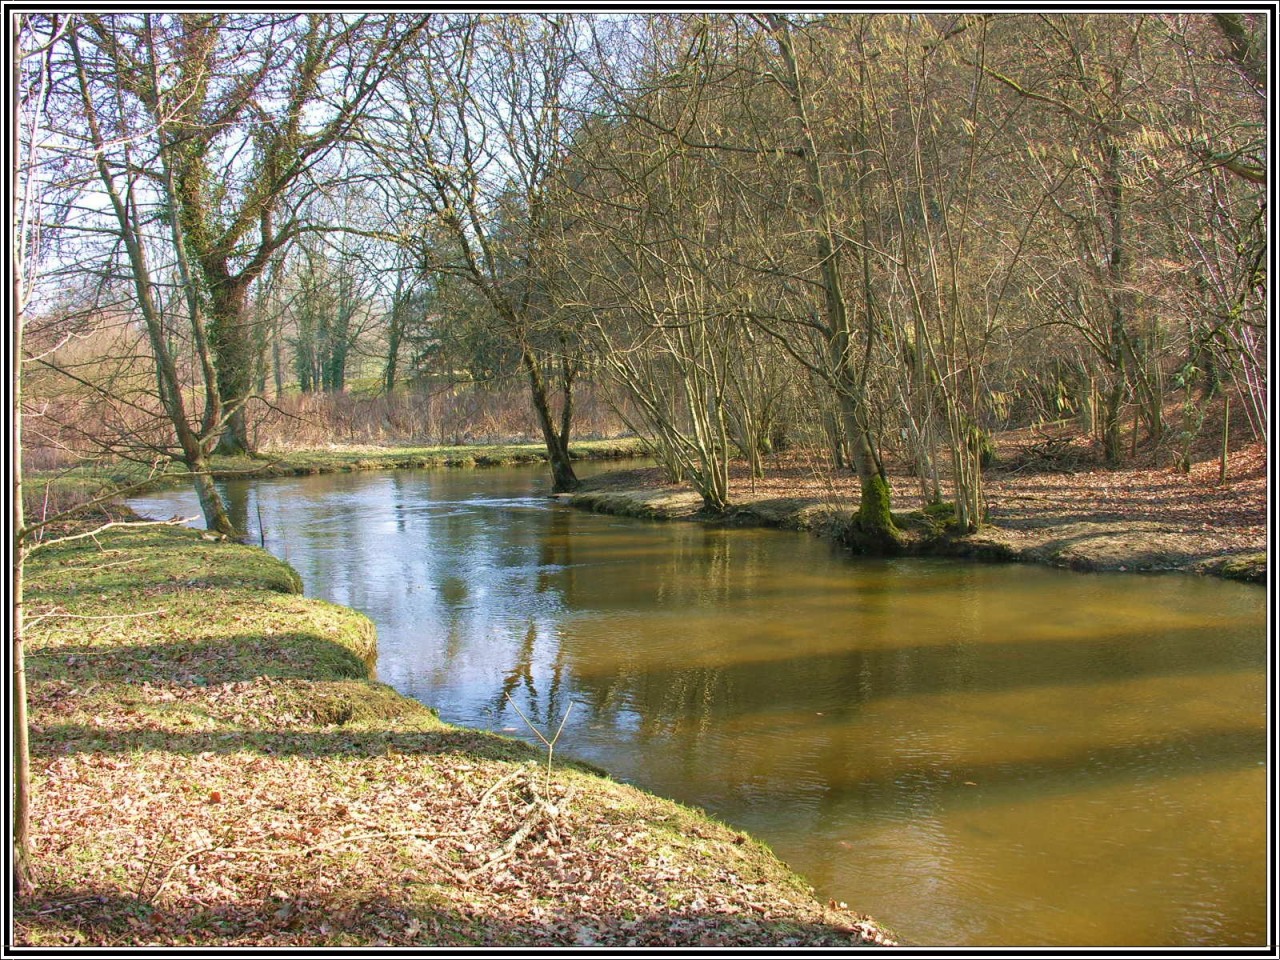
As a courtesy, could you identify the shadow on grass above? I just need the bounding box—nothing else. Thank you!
[31,722,541,765]
[13,881,887,948]
[29,634,370,687]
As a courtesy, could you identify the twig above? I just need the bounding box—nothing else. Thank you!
[25,516,195,556]
[25,608,168,631]
[19,463,177,543]
[28,896,105,916]
[148,827,467,904]
[40,556,144,574]
[461,805,545,883]
[136,831,173,901]
[504,694,575,797]
[469,763,534,824]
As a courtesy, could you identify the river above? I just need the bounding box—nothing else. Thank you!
[129,462,1269,947]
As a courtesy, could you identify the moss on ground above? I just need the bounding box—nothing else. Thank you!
[1205,552,1267,584]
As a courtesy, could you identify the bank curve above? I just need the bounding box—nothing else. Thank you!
[17,522,895,948]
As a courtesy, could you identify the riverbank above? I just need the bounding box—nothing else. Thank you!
[24,439,651,522]
[567,438,1267,583]
[15,522,894,948]
[206,438,649,478]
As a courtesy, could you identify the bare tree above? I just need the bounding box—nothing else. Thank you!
[552,37,766,512]
[284,229,381,395]
[557,194,740,512]
[67,14,419,454]
[744,14,900,547]
[64,21,238,533]
[859,15,1051,530]
[362,14,595,492]
[981,15,1186,463]
[1158,13,1268,447]
[11,9,55,897]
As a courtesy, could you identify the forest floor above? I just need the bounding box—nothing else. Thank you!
[572,426,1268,583]
[14,523,893,948]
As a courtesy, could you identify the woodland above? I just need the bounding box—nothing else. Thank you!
[9,12,1269,943]
[15,12,1266,531]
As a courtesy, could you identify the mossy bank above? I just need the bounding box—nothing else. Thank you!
[15,522,894,947]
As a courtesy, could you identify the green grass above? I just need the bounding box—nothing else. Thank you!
[26,439,648,501]
[204,437,648,477]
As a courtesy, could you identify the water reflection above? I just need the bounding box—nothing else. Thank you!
[128,465,1268,947]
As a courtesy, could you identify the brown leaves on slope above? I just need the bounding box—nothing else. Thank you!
[593,434,1266,574]
[19,743,892,948]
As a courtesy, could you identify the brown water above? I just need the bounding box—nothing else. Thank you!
[130,464,1270,947]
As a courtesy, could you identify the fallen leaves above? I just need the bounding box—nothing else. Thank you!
[22,735,896,947]
[587,435,1265,575]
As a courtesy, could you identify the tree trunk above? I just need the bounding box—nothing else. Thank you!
[384,322,402,393]
[12,277,34,897]
[557,353,574,451]
[12,544,34,897]
[522,346,578,492]
[825,408,848,470]
[191,467,236,538]
[1101,380,1125,465]
[215,405,251,457]
[272,335,284,398]
[1100,122,1131,467]
[841,396,900,552]
[177,421,236,536]
[12,15,33,890]
[209,277,255,455]
[327,342,348,393]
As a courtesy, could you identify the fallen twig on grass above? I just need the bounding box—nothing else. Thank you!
[148,827,468,904]
[469,761,536,824]
[25,607,168,631]
[461,802,546,883]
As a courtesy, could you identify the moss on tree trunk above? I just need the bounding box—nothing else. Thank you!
[846,470,901,554]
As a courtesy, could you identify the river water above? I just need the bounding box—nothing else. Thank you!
[129,463,1269,947]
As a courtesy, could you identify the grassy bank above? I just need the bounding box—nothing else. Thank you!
[204,438,649,479]
[15,523,893,947]
[24,439,651,519]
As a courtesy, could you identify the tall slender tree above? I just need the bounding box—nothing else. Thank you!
[363,14,595,491]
